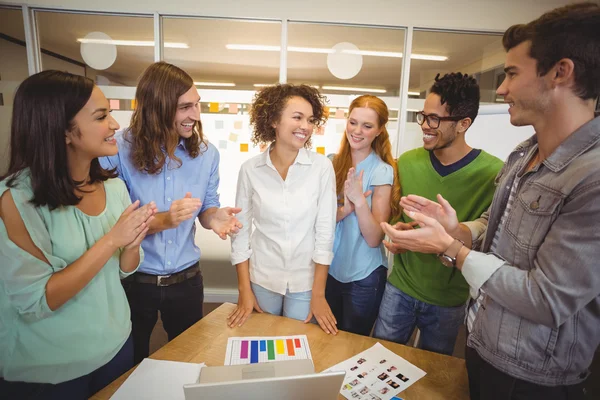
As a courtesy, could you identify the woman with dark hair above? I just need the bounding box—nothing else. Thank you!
[228,84,338,335]
[0,70,156,399]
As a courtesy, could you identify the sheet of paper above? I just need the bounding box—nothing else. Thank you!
[225,335,313,365]
[324,342,426,400]
[110,358,205,400]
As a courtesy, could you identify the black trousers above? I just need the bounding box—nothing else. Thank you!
[466,345,587,400]
[123,271,204,364]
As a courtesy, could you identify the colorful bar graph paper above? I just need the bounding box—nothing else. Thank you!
[250,341,259,364]
[225,335,312,365]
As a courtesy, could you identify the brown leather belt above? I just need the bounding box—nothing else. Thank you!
[125,262,200,287]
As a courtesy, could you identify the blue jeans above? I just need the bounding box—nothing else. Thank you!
[0,334,133,400]
[373,282,465,355]
[251,282,312,321]
[325,266,387,336]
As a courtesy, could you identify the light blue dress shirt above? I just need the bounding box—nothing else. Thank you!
[329,151,393,283]
[100,130,221,275]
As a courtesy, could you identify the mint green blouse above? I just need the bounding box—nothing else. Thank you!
[0,170,141,384]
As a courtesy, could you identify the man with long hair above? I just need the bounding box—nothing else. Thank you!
[373,73,503,356]
[101,62,241,364]
[383,3,600,399]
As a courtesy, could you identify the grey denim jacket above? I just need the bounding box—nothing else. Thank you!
[464,116,600,386]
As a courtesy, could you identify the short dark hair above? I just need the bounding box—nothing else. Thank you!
[503,2,600,100]
[429,72,480,123]
[2,70,116,210]
[249,84,328,148]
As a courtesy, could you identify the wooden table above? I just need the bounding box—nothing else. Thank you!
[92,303,469,399]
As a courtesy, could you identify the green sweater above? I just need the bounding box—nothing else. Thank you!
[388,148,503,307]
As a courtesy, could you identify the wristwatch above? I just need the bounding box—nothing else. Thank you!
[438,239,465,268]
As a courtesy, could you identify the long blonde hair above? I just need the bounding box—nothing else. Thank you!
[332,95,401,218]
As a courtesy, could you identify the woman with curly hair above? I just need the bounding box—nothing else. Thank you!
[228,84,338,334]
[325,95,400,336]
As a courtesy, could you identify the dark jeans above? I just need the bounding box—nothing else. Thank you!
[373,282,465,356]
[0,335,133,400]
[466,345,588,400]
[123,271,204,364]
[325,266,387,336]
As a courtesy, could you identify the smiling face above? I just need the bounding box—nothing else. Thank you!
[66,86,120,159]
[496,40,551,127]
[273,96,315,150]
[174,85,201,139]
[420,93,461,151]
[346,106,382,152]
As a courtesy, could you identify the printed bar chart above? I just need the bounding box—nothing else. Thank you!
[225,335,313,365]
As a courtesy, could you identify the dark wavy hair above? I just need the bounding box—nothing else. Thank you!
[249,84,328,148]
[430,72,480,123]
[2,70,116,210]
[503,2,600,101]
[127,62,205,174]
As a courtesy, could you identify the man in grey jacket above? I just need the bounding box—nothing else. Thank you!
[381,2,600,400]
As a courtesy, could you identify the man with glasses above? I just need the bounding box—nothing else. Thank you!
[373,72,503,356]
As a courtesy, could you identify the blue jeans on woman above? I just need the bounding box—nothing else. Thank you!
[0,334,133,400]
[251,282,312,321]
[325,266,387,336]
[373,282,465,355]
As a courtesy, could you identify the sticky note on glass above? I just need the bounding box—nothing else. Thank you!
[219,140,227,149]
[234,120,243,130]
[335,108,345,119]
[130,99,137,110]
[229,133,238,142]
[229,104,238,113]
[240,143,249,152]
[110,99,120,110]
[215,120,224,129]
[336,123,345,134]
[316,146,325,155]
[209,102,219,113]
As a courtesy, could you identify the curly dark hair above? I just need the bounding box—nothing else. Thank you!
[503,2,600,100]
[249,84,328,148]
[430,72,480,123]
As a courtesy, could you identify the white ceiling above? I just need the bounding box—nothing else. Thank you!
[0,8,505,93]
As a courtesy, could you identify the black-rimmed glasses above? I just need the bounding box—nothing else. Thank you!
[416,111,467,129]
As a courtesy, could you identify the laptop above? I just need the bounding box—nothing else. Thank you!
[183,359,345,400]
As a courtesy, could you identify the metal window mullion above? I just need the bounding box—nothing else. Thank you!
[279,18,288,84]
[22,5,42,75]
[395,26,414,158]
[154,11,163,62]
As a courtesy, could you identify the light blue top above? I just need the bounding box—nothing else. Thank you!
[100,130,221,275]
[329,151,394,283]
[0,170,141,384]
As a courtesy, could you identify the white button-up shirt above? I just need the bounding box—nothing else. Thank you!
[230,147,336,294]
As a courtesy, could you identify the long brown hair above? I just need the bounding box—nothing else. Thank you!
[332,95,401,218]
[127,62,205,174]
[2,70,116,210]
